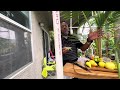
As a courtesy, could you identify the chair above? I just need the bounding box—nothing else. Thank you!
[41,57,56,78]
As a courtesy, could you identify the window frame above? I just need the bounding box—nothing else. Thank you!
[0,11,31,32]
[0,11,34,79]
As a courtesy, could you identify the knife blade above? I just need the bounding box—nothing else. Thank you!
[70,61,91,72]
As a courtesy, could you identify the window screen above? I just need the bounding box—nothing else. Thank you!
[0,18,32,78]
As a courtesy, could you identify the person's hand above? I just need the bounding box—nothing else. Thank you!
[88,29,104,41]
[62,47,71,54]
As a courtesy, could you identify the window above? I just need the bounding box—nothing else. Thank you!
[0,11,32,78]
[0,11,30,29]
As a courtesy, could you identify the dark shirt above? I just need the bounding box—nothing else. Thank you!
[62,35,83,61]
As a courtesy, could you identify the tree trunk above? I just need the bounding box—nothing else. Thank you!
[97,27,102,58]
[105,41,109,57]
[95,39,99,56]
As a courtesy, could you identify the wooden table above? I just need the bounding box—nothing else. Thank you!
[63,63,119,79]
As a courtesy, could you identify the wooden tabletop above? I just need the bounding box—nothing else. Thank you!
[63,62,119,79]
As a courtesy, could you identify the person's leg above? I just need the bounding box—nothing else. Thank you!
[63,60,69,66]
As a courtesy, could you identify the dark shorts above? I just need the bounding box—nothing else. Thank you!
[63,58,78,66]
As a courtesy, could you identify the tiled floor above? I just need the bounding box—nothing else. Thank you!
[43,71,72,79]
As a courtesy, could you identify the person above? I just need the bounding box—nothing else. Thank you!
[61,21,103,66]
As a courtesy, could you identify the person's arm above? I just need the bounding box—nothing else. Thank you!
[78,29,103,51]
[79,38,93,51]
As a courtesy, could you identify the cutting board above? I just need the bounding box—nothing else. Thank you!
[64,63,118,79]
[88,66,118,73]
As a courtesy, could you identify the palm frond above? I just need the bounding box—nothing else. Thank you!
[107,11,120,25]
[60,11,92,27]
[81,11,92,31]
[93,11,112,28]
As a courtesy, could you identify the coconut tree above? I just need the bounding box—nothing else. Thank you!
[90,11,112,58]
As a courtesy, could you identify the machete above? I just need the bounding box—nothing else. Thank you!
[69,61,91,72]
